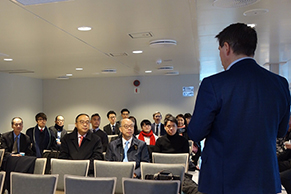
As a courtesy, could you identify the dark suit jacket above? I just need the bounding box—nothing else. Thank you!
[0,131,33,160]
[188,59,290,194]
[58,128,104,172]
[103,123,120,135]
[91,128,108,152]
[105,136,150,177]
[151,123,166,136]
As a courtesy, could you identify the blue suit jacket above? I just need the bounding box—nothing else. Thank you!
[188,59,290,194]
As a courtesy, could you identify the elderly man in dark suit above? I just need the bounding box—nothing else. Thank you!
[188,23,290,194]
[105,118,149,178]
[0,117,33,160]
[59,113,103,174]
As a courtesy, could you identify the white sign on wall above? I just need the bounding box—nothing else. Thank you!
[183,86,194,97]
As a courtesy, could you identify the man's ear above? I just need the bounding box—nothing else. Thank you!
[223,42,231,55]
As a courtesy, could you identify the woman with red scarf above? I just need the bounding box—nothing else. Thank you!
[137,119,158,145]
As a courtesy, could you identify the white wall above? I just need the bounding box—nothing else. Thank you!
[43,74,200,130]
[0,73,43,134]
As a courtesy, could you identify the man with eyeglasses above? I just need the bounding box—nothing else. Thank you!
[151,111,166,136]
[59,113,103,174]
[49,115,67,150]
[154,115,189,154]
[26,112,57,157]
[1,117,33,159]
[105,118,149,178]
[103,110,120,135]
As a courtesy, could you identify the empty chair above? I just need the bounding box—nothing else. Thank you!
[107,135,118,142]
[64,174,116,194]
[140,162,184,190]
[122,177,180,194]
[51,159,89,191]
[33,158,47,174]
[0,171,5,194]
[152,152,189,172]
[0,149,4,168]
[10,172,58,194]
[94,160,135,194]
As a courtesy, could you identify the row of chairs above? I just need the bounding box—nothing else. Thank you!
[50,159,185,194]
[0,172,180,194]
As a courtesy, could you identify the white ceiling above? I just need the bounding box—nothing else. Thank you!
[0,0,290,80]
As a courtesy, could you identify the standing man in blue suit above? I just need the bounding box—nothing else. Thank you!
[188,23,290,194]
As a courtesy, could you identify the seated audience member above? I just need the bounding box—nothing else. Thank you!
[154,115,189,154]
[121,108,130,119]
[277,115,291,154]
[184,113,192,125]
[59,113,103,174]
[129,116,139,135]
[105,118,150,178]
[103,110,120,135]
[26,112,57,157]
[137,119,158,146]
[90,113,108,152]
[0,117,33,162]
[176,114,189,139]
[151,111,166,136]
[49,115,67,150]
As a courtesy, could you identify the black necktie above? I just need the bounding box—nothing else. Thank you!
[12,136,18,154]
[156,124,159,136]
[112,125,115,135]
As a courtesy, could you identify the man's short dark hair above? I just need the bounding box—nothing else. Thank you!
[75,113,90,122]
[184,113,191,119]
[91,113,100,119]
[215,23,257,56]
[11,117,23,125]
[35,112,47,121]
[140,119,151,128]
[164,115,178,126]
[107,110,116,118]
[121,108,130,114]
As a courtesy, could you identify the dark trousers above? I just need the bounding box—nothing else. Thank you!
[281,169,291,194]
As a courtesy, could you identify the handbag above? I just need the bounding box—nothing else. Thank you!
[145,170,180,180]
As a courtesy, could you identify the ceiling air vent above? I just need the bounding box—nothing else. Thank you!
[101,69,116,73]
[213,0,260,8]
[158,66,174,70]
[0,69,34,74]
[149,39,177,48]
[108,53,128,57]
[11,0,71,6]
[56,76,69,80]
[165,71,179,75]
[129,32,153,39]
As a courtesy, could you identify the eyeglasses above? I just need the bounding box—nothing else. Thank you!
[57,119,64,122]
[166,125,176,129]
[109,116,116,119]
[78,120,90,125]
[122,124,134,129]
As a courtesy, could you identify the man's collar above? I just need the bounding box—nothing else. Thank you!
[226,57,254,70]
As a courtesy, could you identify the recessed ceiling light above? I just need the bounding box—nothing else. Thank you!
[145,70,152,73]
[76,68,83,71]
[66,74,73,77]
[4,58,13,62]
[243,9,269,16]
[77,26,92,31]
[247,24,256,28]
[132,50,143,54]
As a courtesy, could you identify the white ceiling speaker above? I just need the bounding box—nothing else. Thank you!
[149,39,177,48]
[213,0,260,8]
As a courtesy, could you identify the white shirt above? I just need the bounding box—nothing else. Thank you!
[122,137,133,149]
